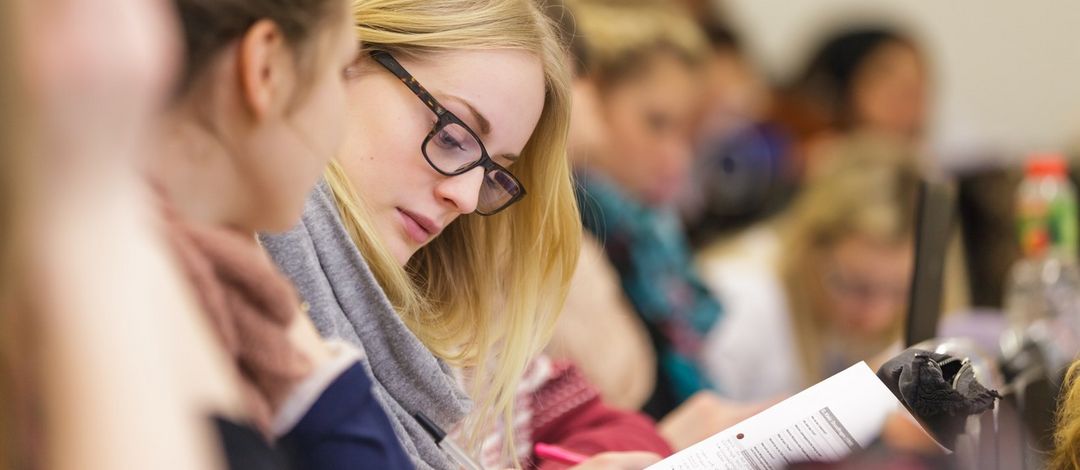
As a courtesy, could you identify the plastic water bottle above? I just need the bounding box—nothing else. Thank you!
[1002,154,1080,373]
[1016,156,1078,260]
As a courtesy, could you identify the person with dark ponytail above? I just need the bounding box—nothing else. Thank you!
[772,25,929,172]
[157,0,412,467]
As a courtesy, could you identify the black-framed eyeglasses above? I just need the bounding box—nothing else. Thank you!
[369,50,526,216]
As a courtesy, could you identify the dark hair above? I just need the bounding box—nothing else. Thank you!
[702,23,740,51]
[787,26,919,131]
[676,0,741,52]
[173,0,343,96]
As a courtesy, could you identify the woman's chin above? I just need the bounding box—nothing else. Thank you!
[389,238,419,268]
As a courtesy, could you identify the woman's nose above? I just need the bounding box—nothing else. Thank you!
[433,166,485,214]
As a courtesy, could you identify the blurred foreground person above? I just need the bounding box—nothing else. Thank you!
[7,0,238,468]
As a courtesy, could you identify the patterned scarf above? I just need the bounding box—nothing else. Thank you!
[576,172,723,409]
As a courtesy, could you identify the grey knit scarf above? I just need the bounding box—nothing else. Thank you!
[259,181,471,470]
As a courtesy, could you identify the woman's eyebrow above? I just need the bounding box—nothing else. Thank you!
[443,94,492,136]
[438,93,522,164]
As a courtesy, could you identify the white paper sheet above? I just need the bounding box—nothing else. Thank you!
[648,362,919,470]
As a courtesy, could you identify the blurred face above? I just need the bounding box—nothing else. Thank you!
[567,78,609,166]
[817,235,913,336]
[21,0,180,170]
[242,10,357,232]
[851,41,927,139]
[338,49,546,265]
[697,48,763,140]
[598,53,702,205]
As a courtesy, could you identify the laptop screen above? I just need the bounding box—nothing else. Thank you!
[904,179,956,347]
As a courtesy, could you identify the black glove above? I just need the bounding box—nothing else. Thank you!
[876,349,1001,450]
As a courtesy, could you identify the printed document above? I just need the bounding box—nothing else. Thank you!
[648,362,922,470]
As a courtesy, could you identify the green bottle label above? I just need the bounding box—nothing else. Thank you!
[1049,194,1078,259]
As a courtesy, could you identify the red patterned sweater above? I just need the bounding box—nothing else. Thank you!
[474,355,672,469]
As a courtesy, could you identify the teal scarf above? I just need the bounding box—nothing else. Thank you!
[576,172,723,405]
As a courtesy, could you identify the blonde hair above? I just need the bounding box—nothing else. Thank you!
[325,0,580,459]
[1053,361,1080,469]
[779,134,920,385]
[570,0,708,88]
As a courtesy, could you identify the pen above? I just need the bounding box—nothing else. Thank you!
[534,442,588,466]
[413,412,483,470]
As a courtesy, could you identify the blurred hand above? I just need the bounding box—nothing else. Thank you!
[287,307,333,370]
[568,451,662,470]
[658,392,774,451]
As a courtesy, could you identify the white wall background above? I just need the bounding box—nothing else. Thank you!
[719,0,1080,169]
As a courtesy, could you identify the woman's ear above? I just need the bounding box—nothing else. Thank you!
[236,19,292,120]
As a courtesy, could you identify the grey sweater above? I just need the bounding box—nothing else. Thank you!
[260,181,471,470]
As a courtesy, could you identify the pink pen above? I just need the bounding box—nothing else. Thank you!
[534,443,589,466]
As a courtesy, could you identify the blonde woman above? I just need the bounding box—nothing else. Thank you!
[699,133,920,401]
[262,0,667,468]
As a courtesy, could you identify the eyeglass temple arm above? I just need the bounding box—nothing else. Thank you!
[368,50,448,118]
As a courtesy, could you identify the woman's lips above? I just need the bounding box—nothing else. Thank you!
[397,208,439,244]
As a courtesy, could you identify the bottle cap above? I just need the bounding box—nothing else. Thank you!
[1026,153,1068,177]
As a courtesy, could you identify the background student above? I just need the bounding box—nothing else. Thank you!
[699,134,920,400]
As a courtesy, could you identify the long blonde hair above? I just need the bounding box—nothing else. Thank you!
[779,134,920,385]
[1053,361,1080,469]
[325,0,580,457]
